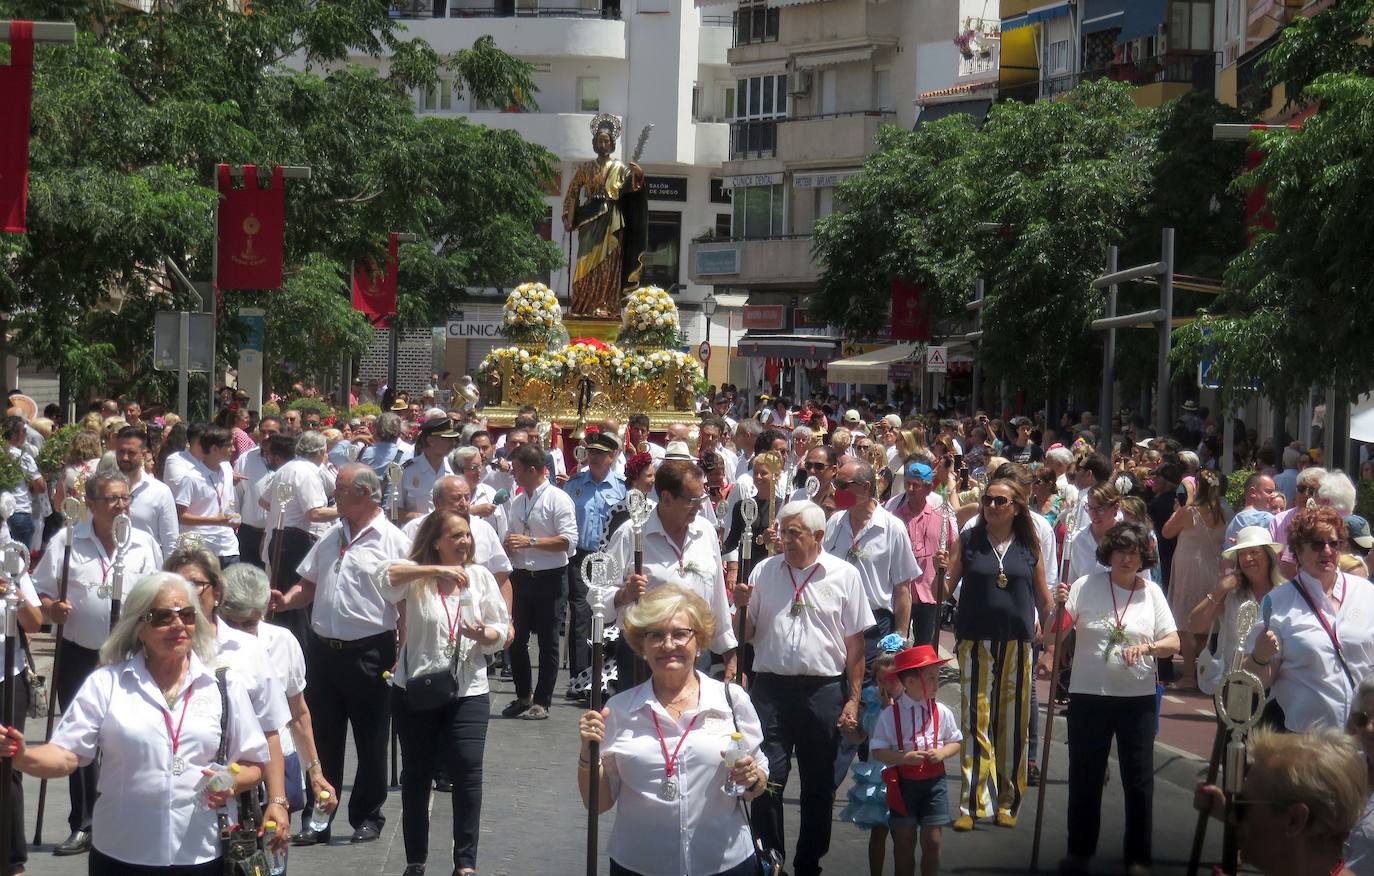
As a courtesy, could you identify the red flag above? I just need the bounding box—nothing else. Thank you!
[352,232,399,327]
[216,164,285,290]
[0,22,35,234]
[890,278,931,341]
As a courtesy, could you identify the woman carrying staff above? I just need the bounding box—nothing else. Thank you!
[943,477,1052,831]
[1188,525,1282,706]
[1039,522,1178,876]
[0,572,268,875]
[577,585,768,876]
[383,508,510,876]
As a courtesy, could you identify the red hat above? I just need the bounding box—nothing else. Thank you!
[893,645,950,674]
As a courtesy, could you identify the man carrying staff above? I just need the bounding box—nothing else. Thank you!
[562,431,625,704]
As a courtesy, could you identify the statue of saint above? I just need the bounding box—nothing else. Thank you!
[561,112,648,317]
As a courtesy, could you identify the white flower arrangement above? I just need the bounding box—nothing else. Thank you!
[618,286,683,349]
[501,282,563,343]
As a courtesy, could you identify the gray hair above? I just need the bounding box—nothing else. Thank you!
[791,425,813,448]
[219,563,271,621]
[1319,472,1357,516]
[294,430,327,458]
[1283,447,1303,470]
[848,460,877,494]
[99,572,216,666]
[374,413,403,443]
[1298,466,1328,489]
[432,474,468,503]
[778,499,826,534]
[1045,446,1074,469]
[339,464,383,504]
[736,419,762,438]
[84,470,130,503]
[450,446,480,471]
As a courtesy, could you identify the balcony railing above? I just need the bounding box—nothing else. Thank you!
[730,120,779,159]
[780,109,896,123]
[701,14,732,27]
[1000,51,1217,102]
[390,2,621,19]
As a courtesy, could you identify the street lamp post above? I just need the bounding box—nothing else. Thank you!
[702,293,718,387]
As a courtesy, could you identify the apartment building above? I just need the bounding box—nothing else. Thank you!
[687,0,958,399]
[1216,0,1333,118]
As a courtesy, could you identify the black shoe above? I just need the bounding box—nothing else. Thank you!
[291,828,330,846]
[563,687,583,700]
[1028,762,1041,787]
[351,823,382,843]
[53,829,92,856]
[402,867,426,876]
[433,776,453,793]
[501,698,532,718]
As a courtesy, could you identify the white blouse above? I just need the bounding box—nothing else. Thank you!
[602,673,769,876]
[383,562,510,696]
[50,652,269,867]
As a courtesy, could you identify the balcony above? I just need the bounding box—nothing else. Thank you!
[1000,51,1217,106]
[390,1,626,59]
[730,120,779,160]
[777,110,894,167]
[392,1,620,19]
[694,122,728,167]
[688,236,819,287]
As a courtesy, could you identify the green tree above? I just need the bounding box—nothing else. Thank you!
[0,0,561,411]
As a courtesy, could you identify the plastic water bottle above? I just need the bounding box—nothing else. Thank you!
[721,732,750,797]
[263,821,287,875]
[307,790,332,833]
[459,586,476,617]
[195,762,240,808]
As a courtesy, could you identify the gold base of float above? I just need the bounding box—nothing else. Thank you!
[562,316,622,344]
[479,406,695,431]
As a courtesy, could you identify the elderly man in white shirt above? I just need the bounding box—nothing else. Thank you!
[35,471,163,855]
[452,445,507,539]
[274,464,410,845]
[114,425,179,559]
[735,499,872,876]
[171,425,238,566]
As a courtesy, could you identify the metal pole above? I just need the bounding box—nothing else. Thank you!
[178,311,190,421]
[1099,245,1118,438]
[388,325,399,400]
[969,279,983,414]
[1157,228,1175,436]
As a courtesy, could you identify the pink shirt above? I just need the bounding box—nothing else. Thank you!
[891,496,958,604]
[230,427,256,462]
[1269,505,1299,571]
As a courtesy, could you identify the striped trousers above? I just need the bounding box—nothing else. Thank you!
[956,638,1033,820]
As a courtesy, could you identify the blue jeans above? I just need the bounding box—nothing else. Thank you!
[7,512,32,551]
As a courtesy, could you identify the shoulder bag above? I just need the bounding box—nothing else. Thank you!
[404,592,462,711]
[723,681,783,876]
[1290,578,1359,690]
[214,668,271,876]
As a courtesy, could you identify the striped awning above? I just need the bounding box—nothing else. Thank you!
[793,46,874,69]
[1001,0,1070,32]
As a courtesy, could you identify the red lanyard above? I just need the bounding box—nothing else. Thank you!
[892,699,939,750]
[95,542,112,585]
[1302,574,1346,651]
[786,562,821,607]
[439,591,461,645]
[162,689,193,758]
[1108,578,1137,630]
[666,537,687,574]
[337,525,375,566]
[649,711,701,781]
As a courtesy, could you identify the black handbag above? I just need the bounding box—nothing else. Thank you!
[214,668,271,876]
[723,682,783,876]
[404,635,461,712]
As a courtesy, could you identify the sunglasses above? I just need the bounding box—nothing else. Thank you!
[1232,793,1286,823]
[804,461,830,472]
[834,479,859,491]
[982,494,1011,508]
[681,493,709,507]
[146,606,197,628]
[1309,539,1342,552]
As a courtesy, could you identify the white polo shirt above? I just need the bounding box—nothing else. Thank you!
[298,512,410,641]
[398,453,454,517]
[161,449,198,497]
[233,447,271,529]
[1249,571,1374,731]
[505,481,577,573]
[50,653,269,867]
[823,504,920,615]
[746,551,873,677]
[263,458,329,536]
[35,523,164,650]
[214,622,291,734]
[402,512,512,577]
[5,445,39,515]
[602,511,738,656]
[128,473,180,559]
[172,459,237,556]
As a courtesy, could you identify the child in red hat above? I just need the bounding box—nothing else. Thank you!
[870,645,963,876]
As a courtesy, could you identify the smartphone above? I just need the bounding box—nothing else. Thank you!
[958,466,970,492]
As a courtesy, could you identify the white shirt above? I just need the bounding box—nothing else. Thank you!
[0,571,39,677]
[233,447,271,529]
[172,459,237,556]
[471,481,509,540]
[823,505,920,615]
[1249,571,1374,731]
[746,552,873,677]
[214,622,291,734]
[506,481,577,572]
[870,695,962,754]
[402,513,511,577]
[602,512,738,655]
[1064,519,1121,584]
[264,458,330,536]
[298,512,410,640]
[612,442,666,478]
[399,453,454,516]
[35,523,164,650]
[382,562,510,695]
[161,449,198,498]
[602,673,768,876]
[128,473,180,559]
[257,622,306,756]
[5,444,39,515]
[1066,570,1177,698]
[50,653,270,867]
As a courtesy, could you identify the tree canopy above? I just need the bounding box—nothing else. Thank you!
[0,0,562,411]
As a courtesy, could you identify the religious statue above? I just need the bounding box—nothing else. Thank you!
[561,112,649,317]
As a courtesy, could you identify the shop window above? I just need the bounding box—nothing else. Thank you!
[641,211,682,288]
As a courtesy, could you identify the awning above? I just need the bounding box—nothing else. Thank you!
[1117,0,1167,42]
[826,343,922,384]
[914,99,992,129]
[731,59,789,77]
[1001,0,1070,32]
[737,334,839,359]
[766,0,833,6]
[1081,0,1126,35]
[793,46,874,69]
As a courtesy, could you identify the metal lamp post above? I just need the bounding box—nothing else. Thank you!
[702,293,718,385]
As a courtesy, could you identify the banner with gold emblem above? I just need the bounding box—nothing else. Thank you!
[215,163,285,290]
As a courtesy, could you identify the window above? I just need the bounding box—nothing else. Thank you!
[731,74,786,158]
[1048,39,1070,73]
[641,212,682,288]
[1168,0,1213,51]
[873,68,892,112]
[731,184,784,239]
[577,77,600,112]
[715,212,732,238]
[733,4,778,47]
[819,70,837,115]
[420,79,453,112]
[723,85,736,120]
[691,85,700,121]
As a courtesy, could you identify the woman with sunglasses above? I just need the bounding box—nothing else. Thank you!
[1247,507,1374,732]
[0,572,268,875]
[943,477,1051,831]
[1269,467,1328,580]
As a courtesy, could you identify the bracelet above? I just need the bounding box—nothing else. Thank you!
[269,796,289,808]
[1252,654,1272,666]
[304,759,321,772]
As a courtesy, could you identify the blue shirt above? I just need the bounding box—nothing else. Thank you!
[1226,506,1275,547]
[564,470,626,552]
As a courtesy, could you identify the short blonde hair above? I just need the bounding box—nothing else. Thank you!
[1249,727,1367,846]
[622,584,716,658]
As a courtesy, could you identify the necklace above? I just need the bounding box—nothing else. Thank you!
[991,535,1013,589]
[658,680,699,718]
[1105,575,1138,660]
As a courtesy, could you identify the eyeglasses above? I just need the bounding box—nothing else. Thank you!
[92,495,131,505]
[1087,503,1117,514]
[1297,485,1316,495]
[804,462,830,472]
[1309,539,1342,552]
[1232,793,1286,823]
[680,493,709,507]
[643,628,696,648]
[183,577,214,592]
[982,494,1011,508]
[146,606,197,627]
[834,480,859,491]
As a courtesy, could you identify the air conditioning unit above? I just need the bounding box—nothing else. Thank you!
[788,70,812,95]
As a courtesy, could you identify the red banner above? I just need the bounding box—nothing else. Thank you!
[352,232,399,327]
[216,164,285,290]
[890,278,931,341]
[0,22,34,234]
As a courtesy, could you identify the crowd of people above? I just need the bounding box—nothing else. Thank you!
[0,386,1368,875]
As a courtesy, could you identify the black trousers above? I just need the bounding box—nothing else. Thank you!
[749,672,844,876]
[90,848,220,875]
[566,549,594,682]
[237,523,265,570]
[911,600,940,647]
[510,567,565,708]
[1,671,29,875]
[862,609,894,684]
[392,688,490,870]
[304,630,395,831]
[55,640,100,833]
[1066,693,1156,866]
[268,527,315,649]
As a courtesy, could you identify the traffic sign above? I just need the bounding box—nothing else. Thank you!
[925,345,948,373]
[698,341,711,363]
